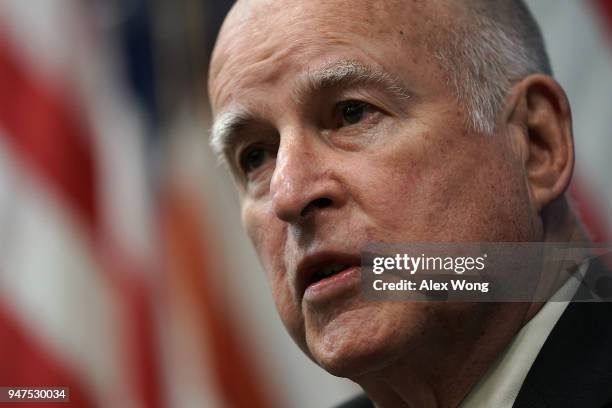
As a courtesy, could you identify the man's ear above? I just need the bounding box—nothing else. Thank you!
[503,74,574,212]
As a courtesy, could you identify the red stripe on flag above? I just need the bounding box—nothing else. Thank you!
[97,242,165,408]
[0,301,97,408]
[0,34,98,229]
[594,0,612,40]
[596,0,612,27]
[0,31,164,408]
[162,185,280,408]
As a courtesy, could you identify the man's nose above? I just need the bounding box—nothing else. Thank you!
[269,134,345,224]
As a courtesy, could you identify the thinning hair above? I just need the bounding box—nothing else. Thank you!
[438,0,552,135]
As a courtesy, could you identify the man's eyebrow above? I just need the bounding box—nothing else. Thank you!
[209,108,250,163]
[295,59,413,101]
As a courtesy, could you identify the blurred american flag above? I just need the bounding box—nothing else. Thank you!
[0,0,275,407]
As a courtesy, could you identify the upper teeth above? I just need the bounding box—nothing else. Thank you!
[320,263,347,278]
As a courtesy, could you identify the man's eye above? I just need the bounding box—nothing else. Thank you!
[240,147,272,174]
[337,101,376,127]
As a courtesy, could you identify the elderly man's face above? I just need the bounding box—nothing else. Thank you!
[209,0,539,376]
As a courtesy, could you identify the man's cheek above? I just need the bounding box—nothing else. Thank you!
[243,203,279,253]
[242,204,287,283]
[241,202,261,244]
[271,265,308,353]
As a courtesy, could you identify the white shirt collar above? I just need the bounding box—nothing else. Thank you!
[460,260,588,408]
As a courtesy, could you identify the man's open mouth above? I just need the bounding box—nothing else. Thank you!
[311,263,350,282]
[296,253,361,298]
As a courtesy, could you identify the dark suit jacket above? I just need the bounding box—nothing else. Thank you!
[336,259,612,408]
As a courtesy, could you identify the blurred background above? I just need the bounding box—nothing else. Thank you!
[0,1,610,407]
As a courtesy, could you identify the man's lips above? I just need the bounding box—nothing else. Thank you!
[295,251,361,300]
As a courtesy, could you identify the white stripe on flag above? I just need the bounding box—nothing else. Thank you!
[0,135,139,408]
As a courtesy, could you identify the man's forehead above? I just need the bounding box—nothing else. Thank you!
[211,0,397,75]
[218,0,443,45]
[209,0,453,105]
[211,0,448,69]
[229,0,405,25]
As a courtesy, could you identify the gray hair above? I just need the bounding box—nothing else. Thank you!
[438,0,552,135]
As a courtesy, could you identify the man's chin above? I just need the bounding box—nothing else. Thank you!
[310,341,399,378]
[303,304,412,378]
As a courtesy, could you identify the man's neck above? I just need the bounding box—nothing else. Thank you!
[352,301,531,408]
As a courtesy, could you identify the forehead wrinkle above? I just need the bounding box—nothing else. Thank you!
[293,59,413,103]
